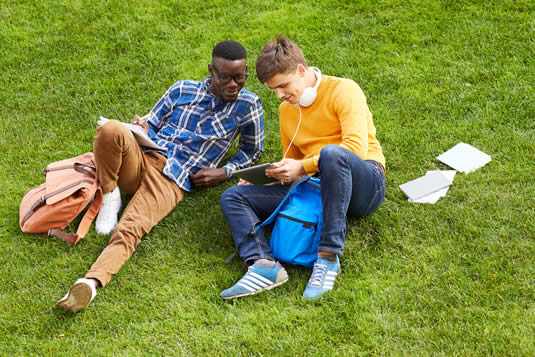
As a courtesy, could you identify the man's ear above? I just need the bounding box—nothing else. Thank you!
[208,64,213,75]
[296,63,306,77]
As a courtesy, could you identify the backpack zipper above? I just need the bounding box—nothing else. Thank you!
[277,213,317,230]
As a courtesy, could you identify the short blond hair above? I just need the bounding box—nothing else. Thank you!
[255,35,307,83]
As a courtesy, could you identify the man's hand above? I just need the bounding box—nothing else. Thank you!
[131,114,149,134]
[238,178,252,186]
[190,168,228,187]
[265,158,305,184]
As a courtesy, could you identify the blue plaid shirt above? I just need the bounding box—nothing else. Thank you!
[143,77,264,192]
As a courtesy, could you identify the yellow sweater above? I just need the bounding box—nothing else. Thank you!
[279,75,385,174]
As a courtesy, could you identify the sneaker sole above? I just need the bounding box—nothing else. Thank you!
[56,283,93,312]
[221,277,289,300]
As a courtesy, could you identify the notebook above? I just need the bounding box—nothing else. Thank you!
[409,170,456,203]
[399,171,453,201]
[436,142,491,173]
[98,116,167,152]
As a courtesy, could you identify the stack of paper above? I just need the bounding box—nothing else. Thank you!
[399,142,490,204]
[436,142,491,173]
[399,170,455,204]
[408,170,456,203]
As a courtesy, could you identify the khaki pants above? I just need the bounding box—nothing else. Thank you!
[86,120,185,286]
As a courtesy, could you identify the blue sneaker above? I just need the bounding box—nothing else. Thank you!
[220,261,288,299]
[303,256,340,300]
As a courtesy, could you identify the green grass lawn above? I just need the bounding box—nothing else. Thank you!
[1,0,534,355]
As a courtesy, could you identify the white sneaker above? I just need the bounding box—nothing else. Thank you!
[56,278,98,312]
[95,187,122,234]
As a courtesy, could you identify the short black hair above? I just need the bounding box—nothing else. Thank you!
[212,40,247,61]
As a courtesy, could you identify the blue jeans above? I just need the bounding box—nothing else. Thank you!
[220,145,386,265]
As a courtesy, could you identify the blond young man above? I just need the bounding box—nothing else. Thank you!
[220,36,385,300]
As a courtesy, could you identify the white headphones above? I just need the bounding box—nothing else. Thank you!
[283,67,322,159]
[299,67,322,107]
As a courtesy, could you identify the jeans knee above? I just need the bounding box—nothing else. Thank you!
[221,186,241,211]
[319,144,346,170]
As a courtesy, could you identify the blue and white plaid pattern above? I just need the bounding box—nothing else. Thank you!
[143,77,264,192]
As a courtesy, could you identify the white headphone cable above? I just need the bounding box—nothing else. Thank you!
[282,104,303,159]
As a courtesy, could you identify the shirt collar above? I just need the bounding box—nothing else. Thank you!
[203,76,216,97]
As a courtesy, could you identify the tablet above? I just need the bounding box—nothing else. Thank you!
[231,163,278,185]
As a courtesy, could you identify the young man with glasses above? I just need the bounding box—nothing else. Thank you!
[57,40,264,312]
[220,35,386,300]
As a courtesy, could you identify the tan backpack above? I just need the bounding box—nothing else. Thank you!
[19,152,103,245]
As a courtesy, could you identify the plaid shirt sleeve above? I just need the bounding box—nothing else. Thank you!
[143,84,180,137]
[222,97,265,178]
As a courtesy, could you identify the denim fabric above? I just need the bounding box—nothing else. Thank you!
[317,144,386,255]
[221,184,291,265]
[220,144,385,264]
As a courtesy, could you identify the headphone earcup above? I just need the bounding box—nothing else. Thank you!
[298,67,322,107]
[299,87,317,107]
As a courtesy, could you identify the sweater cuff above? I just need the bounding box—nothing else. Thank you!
[301,158,317,174]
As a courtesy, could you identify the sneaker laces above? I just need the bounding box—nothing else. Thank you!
[238,266,254,280]
[310,263,327,286]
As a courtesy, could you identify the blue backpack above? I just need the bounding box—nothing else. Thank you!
[256,176,322,269]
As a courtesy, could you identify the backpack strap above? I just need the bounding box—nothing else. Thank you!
[304,179,320,190]
[48,229,79,245]
[256,176,312,230]
[43,162,96,177]
[75,184,103,243]
[224,250,237,265]
[48,184,103,245]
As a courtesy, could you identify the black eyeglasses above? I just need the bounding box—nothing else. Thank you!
[212,64,249,84]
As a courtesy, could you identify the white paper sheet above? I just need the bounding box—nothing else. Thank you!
[399,170,453,201]
[408,170,456,204]
[436,142,491,173]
